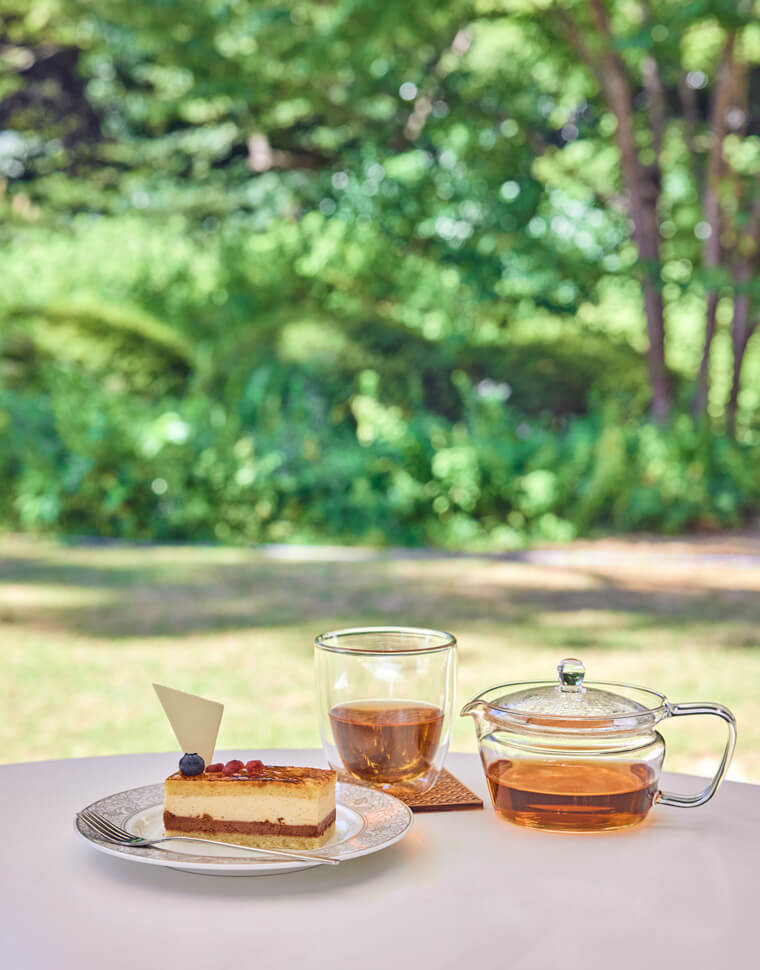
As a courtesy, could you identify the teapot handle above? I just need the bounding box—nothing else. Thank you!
[658,702,737,808]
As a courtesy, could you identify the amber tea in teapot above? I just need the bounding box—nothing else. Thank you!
[486,759,659,832]
[462,658,737,833]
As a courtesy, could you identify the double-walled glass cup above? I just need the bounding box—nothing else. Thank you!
[315,627,457,797]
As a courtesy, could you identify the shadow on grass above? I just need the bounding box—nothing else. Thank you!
[2,546,760,644]
[0,556,158,588]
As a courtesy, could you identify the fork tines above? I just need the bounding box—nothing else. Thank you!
[78,808,134,843]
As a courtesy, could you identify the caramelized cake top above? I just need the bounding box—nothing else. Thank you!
[166,763,336,795]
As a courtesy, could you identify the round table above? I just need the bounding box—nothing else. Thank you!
[3,750,757,968]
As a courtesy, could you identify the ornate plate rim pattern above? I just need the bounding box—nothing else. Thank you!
[74,780,413,875]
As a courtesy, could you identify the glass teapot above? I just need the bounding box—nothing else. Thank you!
[461,658,737,832]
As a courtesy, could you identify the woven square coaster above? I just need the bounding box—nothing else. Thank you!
[397,768,484,813]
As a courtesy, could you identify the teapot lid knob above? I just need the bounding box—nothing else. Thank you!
[557,657,585,692]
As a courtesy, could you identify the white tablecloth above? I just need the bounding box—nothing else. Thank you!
[3,750,757,969]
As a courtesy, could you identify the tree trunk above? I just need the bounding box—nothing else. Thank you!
[726,295,756,436]
[586,0,670,420]
[641,274,670,422]
[727,251,759,436]
[692,294,719,419]
[727,175,760,435]
[692,33,737,418]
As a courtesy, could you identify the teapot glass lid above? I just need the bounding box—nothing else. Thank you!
[476,658,669,734]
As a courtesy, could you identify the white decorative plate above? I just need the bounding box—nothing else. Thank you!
[75,781,413,876]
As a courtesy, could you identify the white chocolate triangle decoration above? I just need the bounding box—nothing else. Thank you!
[153,683,224,766]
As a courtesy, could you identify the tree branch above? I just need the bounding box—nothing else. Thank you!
[553,8,605,90]
[640,1,667,162]
[642,55,666,160]
[704,32,737,273]
[678,76,701,189]
[403,28,472,142]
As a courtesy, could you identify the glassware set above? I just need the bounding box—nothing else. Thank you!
[315,630,737,833]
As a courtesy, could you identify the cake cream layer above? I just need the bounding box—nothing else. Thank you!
[164,790,335,824]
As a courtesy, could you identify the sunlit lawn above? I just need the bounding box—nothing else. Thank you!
[2,535,759,783]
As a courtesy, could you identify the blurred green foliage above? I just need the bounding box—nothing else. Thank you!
[2,355,756,546]
[1,0,759,546]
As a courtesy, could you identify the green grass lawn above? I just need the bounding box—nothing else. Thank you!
[2,535,759,783]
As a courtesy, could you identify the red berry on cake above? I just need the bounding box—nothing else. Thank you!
[246,760,264,775]
[223,759,245,775]
[205,763,223,773]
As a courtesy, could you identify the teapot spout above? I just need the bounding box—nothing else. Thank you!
[460,695,490,740]
[460,696,487,719]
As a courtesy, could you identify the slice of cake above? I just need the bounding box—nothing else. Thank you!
[163,757,337,849]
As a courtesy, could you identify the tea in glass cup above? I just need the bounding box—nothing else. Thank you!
[315,627,457,797]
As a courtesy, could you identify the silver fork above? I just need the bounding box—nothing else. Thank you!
[77,808,339,865]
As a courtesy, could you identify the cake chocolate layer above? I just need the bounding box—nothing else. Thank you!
[163,809,336,837]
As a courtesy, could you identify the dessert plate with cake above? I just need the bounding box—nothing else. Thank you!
[74,686,412,874]
[75,755,413,876]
